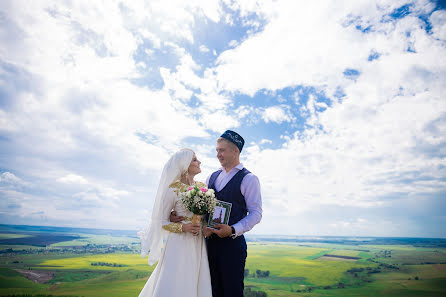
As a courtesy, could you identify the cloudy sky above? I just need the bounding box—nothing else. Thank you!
[1,0,445,238]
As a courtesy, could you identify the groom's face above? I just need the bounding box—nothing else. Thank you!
[216,140,237,168]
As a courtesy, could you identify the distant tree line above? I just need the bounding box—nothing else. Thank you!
[90,261,126,267]
[244,269,270,278]
[244,287,267,297]
[256,269,270,277]
[347,266,393,275]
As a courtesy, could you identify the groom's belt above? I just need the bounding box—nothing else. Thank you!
[206,234,245,242]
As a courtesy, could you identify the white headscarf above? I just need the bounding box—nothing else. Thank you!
[138,149,194,265]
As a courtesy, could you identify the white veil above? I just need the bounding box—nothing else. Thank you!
[138,149,194,265]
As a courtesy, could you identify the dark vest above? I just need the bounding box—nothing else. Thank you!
[209,167,250,226]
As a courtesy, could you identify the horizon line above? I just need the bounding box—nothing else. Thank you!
[1,223,445,240]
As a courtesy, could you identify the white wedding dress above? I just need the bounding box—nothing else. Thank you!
[138,181,212,297]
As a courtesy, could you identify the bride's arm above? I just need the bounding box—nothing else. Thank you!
[161,189,183,233]
[160,189,200,235]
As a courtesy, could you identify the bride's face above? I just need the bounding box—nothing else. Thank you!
[188,154,201,175]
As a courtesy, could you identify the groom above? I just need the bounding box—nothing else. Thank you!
[205,130,262,297]
[170,130,262,297]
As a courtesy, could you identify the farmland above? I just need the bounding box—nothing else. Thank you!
[0,224,445,296]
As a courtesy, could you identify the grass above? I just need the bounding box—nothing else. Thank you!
[362,245,424,251]
[1,241,446,297]
[303,249,333,260]
[49,234,139,247]
[327,249,361,257]
[378,250,446,265]
[37,254,153,272]
[0,234,31,240]
[0,268,23,278]
[0,245,44,251]
[50,278,148,297]
[246,244,375,286]
[47,270,106,283]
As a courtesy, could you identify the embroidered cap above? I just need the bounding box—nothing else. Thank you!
[220,130,245,152]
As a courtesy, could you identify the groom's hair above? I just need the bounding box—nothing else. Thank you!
[217,137,240,154]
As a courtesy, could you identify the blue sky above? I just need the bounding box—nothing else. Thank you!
[1,0,446,237]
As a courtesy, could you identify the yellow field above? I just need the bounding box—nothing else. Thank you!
[39,253,154,273]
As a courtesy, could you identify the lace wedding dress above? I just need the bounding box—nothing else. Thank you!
[138,181,212,297]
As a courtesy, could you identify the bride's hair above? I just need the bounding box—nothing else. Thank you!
[138,148,195,265]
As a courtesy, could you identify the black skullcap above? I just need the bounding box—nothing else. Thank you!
[220,130,245,152]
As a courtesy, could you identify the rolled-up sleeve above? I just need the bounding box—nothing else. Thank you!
[232,173,262,236]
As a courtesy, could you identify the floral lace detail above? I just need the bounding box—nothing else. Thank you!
[195,181,207,188]
[169,180,189,194]
[162,223,182,233]
[169,180,207,194]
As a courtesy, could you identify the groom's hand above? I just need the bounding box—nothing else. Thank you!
[213,224,232,238]
[169,211,185,223]
[203,227,214,238]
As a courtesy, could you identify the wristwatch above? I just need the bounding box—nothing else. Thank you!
[231,226,236,239]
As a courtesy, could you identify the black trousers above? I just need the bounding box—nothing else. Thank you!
[206,235,247,297]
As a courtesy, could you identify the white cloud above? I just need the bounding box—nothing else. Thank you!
[430,9,446,40]
[199,110,240,133]
[0,0,226,230]
[260,139,272,144]
[1,0,445,237]
[122,0,222,43]
[262,105,292,124]
[214,0,438,97]
[199,45,210,53]
[58,174,89,185]
[228,40,239,47]
[223,0,446,237]
[0,172,28,187]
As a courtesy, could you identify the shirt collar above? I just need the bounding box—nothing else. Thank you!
[220,163,244,172]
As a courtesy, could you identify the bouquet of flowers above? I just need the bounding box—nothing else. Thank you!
[180,185,217,224]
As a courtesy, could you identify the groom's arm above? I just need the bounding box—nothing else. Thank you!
[213,173,262,238]
[232,174,262,237]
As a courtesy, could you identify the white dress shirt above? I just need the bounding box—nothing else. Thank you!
[206,163,262,237]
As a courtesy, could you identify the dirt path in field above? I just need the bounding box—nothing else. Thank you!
[319,256,357,261]
[15,269,55,283]
[434,264,444,271]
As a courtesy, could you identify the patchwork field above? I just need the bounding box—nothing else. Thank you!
[0,225,445,297]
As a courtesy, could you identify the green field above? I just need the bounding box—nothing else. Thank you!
[49,234,139,247]
[0,233,31,240]
[1,241,446,297]
[1,227,446,297]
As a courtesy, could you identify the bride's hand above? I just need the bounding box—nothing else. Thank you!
[182,223,201,236]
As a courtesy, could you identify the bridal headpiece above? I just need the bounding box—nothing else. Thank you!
[138,148,194,265]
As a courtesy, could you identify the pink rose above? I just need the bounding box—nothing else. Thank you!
[201,187,207,192]
[188,186,194,191]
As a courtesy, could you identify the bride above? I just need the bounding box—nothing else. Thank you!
[137,149,212,297]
